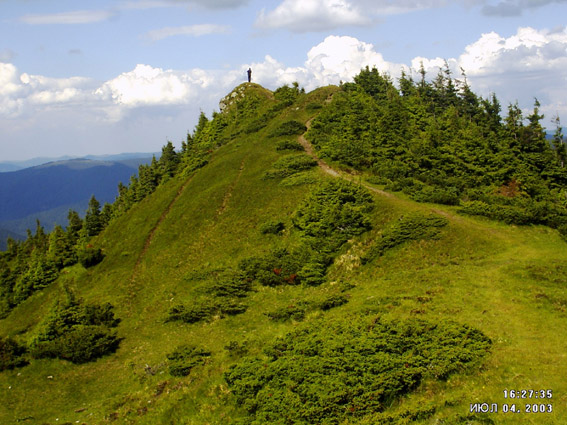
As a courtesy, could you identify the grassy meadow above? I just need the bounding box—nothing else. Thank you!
[1,83,566,424]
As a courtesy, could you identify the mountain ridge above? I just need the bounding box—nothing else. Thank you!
[0,80,566,424]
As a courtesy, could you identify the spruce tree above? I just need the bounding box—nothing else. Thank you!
[66,209,83,244]
[84,196,103,237]
[159,141,180,178]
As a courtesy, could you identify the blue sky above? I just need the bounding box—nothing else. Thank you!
[1,0,567,160]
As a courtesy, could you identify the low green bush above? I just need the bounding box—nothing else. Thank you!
[225,316,491,424]
[0,336,28,371]
[77,245,104,268]
[167,344,211,377]
[411,185,461,205]
[29,292,120,364]
[167,298,247,324]
[279,172,318,187]
[204,272,253,298]
[269,120,307,137]
[265,295,348,322]
[275,140,304,151]
[317,294,349,311]
[263,154,317,179]
[259,220,285,235]
[362,213,449,264]
[239,248,305,287]
[265,303,308,322]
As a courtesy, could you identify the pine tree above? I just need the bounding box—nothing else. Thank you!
[159,141,180,178]
[84,196,103,237]
[66,209,83,244]
[48,225,76,269]
[552,115,566,168]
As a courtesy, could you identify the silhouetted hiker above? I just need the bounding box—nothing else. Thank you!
[247,68,252,83]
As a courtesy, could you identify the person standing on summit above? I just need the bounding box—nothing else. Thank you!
[247,68,252,83]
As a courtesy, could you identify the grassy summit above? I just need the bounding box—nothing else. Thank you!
[1,79,566,424]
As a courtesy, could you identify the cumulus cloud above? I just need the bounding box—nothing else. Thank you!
[458,26,567,76]
[256,0,371,32]
[94,64,214,109]
[19,10,115,25]
[2,27,567,159]
[0,62,97,118]
[145,24,231,41]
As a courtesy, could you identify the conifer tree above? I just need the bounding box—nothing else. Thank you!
[84,196,103,237]
[48,225,76,269]
[159,141,180,178]
[194,111,209,139]
[66,209,83,244]
[552,115,566,167]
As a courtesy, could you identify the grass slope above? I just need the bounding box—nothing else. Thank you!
[1,84,566,424]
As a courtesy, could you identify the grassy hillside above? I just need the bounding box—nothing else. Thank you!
[1,83,566,424]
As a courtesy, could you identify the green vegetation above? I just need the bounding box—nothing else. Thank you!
[307,65,567,229]
[167,344,211,377]
[225,316,491,425]
[362,213,449,264]
[0,79,566,424]
[0,336,27,370]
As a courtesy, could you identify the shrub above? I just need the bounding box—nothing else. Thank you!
[29,293,120,364]
[239,248,305,287]
[411,185,461,205]
[167,344,211,377]
[31,326,120,364]
[317,294,348,311]
[263,154,317,179]
[269,120,307,137]
[279,172,318,187]
[77,245,104,268]
[204,271,253,298]
[306,102,323,111]
[362,213,449,264]
[0,336,28,371]
[293,179,374,251]
[225,316,491,424]
[265,303,308,322]
[167,300,217,323]
[224,340,249,357]
[167,298,247,324]
[275,140,304,151]
[259,220,285,235]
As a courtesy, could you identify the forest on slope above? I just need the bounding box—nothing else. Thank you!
[0,72,566,424]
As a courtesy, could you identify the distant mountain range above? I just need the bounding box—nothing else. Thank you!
[0,154,156,249]
[0,152,158,172]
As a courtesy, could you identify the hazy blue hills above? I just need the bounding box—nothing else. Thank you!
[0,152,158,172]
[0,156,154,248]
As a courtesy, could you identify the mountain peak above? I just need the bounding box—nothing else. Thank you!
[219,83,272,113]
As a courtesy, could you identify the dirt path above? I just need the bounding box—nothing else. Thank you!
[299,117,393,198]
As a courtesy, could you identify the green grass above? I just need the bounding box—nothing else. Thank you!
[1,84,567,424]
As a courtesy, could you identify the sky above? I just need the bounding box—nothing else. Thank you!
[1,0,567,161]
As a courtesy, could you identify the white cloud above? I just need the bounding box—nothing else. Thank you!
[459,26,567,76]
[145,24,231,41]
[454,26,567,118]
[2,27,567,160]
[94,64,214,109]
[256,0,371,32]
[19,10,115,25]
